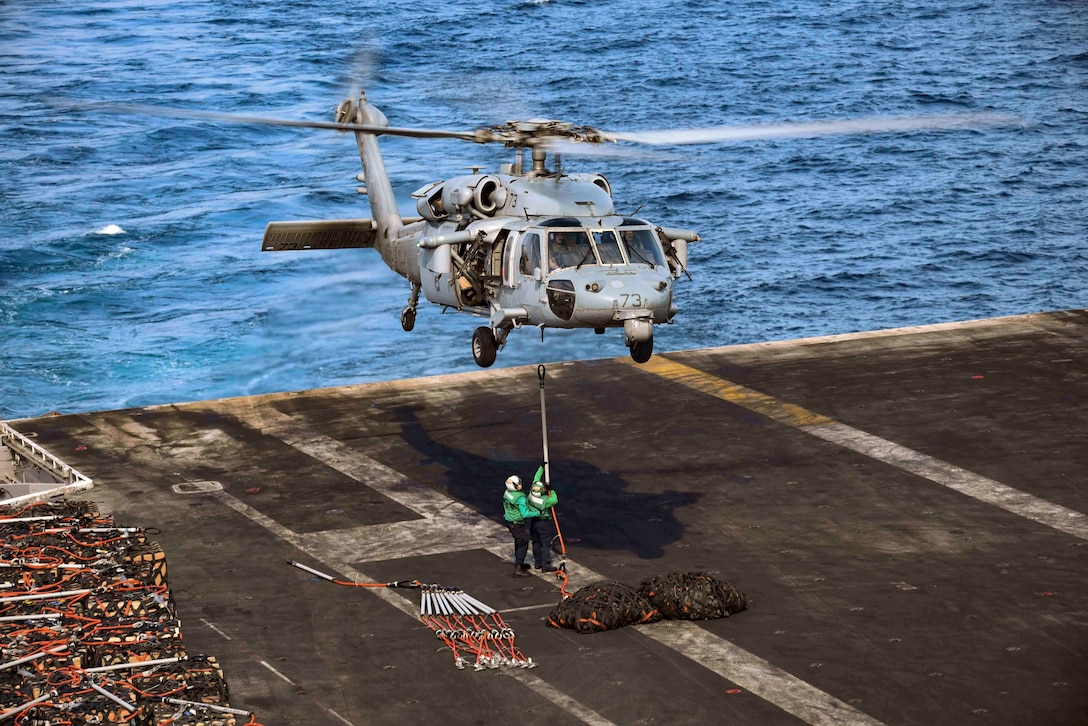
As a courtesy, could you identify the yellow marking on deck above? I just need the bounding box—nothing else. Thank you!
[632,356,835,428]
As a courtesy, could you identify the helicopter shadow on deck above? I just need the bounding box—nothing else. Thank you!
[392,405,701,560]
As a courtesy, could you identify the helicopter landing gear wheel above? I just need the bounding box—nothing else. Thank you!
[400,306,416,332]
[472,326,498,367]
[401,281,421,332]
[624,317,654,363]
[630,336,654,364]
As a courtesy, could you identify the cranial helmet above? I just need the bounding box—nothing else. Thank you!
[530,481,546,495]
[505,475,522,491]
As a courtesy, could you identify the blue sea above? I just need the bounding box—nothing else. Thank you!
[2,0,1086,420]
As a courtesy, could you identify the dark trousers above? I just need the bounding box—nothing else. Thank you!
[528,517,555,568]
[506,521,529,565]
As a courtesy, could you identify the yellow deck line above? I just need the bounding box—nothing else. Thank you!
[635,356,835,428]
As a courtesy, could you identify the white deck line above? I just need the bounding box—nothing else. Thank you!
[805,423,1088,541]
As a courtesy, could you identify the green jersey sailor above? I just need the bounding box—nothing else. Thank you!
[502,474,534,577]
[525,465,558,572]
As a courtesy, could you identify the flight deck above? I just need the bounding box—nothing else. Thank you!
[8,309,1088,725]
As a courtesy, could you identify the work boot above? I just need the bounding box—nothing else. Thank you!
[513,565,532,577]
[542,564,558,573]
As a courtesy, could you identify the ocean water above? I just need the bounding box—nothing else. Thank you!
[1,0,1085,420]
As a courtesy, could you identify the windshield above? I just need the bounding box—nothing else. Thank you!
[547,230,594,271]
[620,227,668,268]
[592,230,626,264]
[545,226,666,271]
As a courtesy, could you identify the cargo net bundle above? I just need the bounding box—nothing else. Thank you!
[0,500,259,726]
[547,572,747,634]
[287,560,535,671]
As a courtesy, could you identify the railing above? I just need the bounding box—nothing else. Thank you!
[0,422,93,503]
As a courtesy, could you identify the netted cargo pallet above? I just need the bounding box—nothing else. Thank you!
[546,579,662,633]
[638,572,747,620]
[547,572,747,633]
[0,500,259,725]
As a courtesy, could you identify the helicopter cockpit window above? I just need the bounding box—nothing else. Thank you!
[548,230,593,271]
[520,232,541,276]
[620,227,668,268]
[592,230,625,265]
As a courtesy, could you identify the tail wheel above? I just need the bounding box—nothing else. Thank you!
[472,326,498,367]
[630,336,654,364]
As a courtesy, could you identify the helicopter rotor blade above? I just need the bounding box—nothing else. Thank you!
[62,101,1024,154]
[65,101,484,142]
[343,45,378,103]
[539,139,670,159]
[602,112,1023,146]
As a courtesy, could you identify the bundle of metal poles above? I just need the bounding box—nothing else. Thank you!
[287,560,535,670]
[419,585,534,670]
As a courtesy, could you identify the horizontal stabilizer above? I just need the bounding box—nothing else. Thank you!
[262,219,376,251]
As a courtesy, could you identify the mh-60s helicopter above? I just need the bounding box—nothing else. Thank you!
[263,92,699,367]
[93,95,1016,367]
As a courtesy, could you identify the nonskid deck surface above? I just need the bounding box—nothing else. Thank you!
[11,309,1088,725]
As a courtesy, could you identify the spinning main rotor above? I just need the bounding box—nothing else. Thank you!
[79,96,1020,154]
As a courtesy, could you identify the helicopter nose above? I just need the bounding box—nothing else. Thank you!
[571,272,672,326]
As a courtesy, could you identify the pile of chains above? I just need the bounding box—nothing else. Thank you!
[420,586,534,671]
[0,500,258,726]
